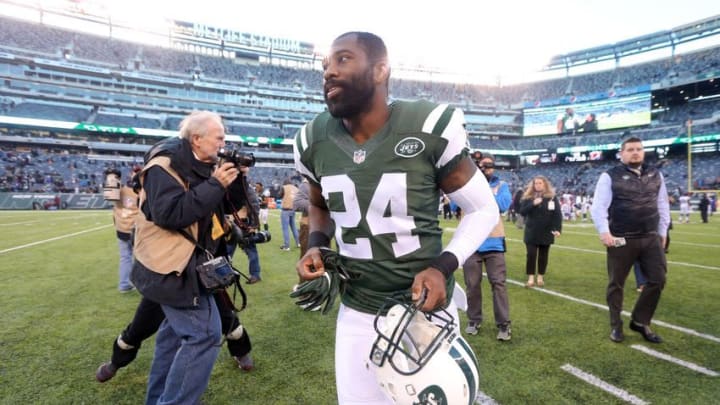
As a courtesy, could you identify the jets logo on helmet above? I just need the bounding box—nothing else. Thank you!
[367,295,480,405]
[416,385,447,404]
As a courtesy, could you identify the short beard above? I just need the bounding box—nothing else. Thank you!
[325,69,375,119]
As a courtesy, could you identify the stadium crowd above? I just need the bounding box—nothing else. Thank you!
[0,14,718,207]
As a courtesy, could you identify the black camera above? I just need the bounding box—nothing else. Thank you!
[218,147,255,167]
[230,221,271,248]
[243,231,271,245]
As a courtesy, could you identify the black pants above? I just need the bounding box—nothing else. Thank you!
[606,235,666,329]
[701,209,709,223]
[525,243,550,275]
[110,292,251,368]
[443,204,452,219]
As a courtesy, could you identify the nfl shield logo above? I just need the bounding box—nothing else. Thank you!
[353,149,366,164]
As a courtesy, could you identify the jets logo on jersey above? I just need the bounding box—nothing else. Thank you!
[353,149,367,164]
[394,137,425,158]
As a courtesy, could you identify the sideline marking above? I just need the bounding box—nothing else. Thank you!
[630,345,719,376]
[0,224,112,254]
[561,364,648,405]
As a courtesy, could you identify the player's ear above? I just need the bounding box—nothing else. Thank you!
[374,61,390,85]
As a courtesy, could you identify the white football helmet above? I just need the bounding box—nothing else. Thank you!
[368,297,480,405]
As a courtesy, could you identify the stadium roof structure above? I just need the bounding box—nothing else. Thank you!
[545,14,720,70]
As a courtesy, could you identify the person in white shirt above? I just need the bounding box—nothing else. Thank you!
[678,193,691,223]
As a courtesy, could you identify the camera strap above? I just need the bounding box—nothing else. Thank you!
[177,228,248,312]
[227,174,260,230]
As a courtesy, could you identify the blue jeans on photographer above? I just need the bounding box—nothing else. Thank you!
[243,243,261,280]
[145,293,221,405]
[280,209,299,249]
[117,236,134,291]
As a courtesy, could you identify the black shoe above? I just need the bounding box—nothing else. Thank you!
[629,320,662,343]
[246,276,261,285]
[609,328,624,343]
[234,354,255,371]
[95,361,117,383]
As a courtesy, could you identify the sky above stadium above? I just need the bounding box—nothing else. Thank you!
[35,0,720,83]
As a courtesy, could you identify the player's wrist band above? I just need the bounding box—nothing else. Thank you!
[308,231,331,248]
[430,251,459,279]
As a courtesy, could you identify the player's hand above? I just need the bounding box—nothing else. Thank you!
[411,268,447,312]
[296,247,325,281]
[599,232,615,247]
[212,162,239,188]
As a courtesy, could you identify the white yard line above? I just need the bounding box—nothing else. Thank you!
[0,214,108,227]
[445,227,720,270]
[560,364,649,405]
[0,224,112,254]
[505,278,720,344]
[630,345,719,376]
[506,238,720,271]
[561,230,720,248]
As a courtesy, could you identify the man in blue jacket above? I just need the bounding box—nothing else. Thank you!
[462,153,512,340]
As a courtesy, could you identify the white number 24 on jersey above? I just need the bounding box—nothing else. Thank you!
[321,173,420,259]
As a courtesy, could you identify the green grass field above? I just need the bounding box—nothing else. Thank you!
[1,209,718,404]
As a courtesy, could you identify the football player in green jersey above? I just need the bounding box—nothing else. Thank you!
[293,32,499,404]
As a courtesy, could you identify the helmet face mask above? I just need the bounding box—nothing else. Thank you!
[368,297,480,405]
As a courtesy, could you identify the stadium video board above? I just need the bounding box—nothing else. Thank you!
[522,93,652,136]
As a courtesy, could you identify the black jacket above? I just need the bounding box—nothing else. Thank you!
[131,137,250,307]
[519,196,563,245]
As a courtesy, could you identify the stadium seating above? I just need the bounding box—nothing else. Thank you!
[0,14,718,200]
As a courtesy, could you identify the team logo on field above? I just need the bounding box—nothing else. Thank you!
[394,137,425,158]
[353,149,367,164]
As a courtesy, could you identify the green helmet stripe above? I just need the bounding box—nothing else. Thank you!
[451,340,479,404]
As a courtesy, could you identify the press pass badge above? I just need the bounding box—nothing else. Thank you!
[548,200,555,210]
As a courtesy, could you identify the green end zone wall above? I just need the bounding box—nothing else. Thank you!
[0,193,111,210]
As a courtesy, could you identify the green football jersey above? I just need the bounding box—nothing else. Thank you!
[294,100,469,313]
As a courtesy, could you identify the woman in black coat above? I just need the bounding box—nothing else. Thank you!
[518,176,563,287]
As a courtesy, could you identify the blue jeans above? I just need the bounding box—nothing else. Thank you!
[633,260,648,287]
[117,237,133,290]
[146,294,221,405]
[243,243,261,279]
[280,209,299,248]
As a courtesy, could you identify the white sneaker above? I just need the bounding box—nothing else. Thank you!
[497,325,512,341]
[465,322,479,336]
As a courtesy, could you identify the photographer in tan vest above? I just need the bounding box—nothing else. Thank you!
[110,165,141,293]
[278,178,300,251]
